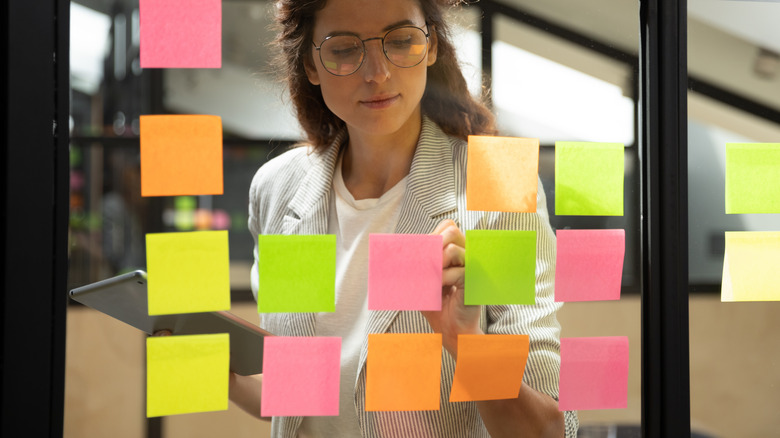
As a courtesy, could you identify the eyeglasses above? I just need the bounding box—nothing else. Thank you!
[312,25,430,76]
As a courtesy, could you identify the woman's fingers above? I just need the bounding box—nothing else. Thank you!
[432,218,457,235]
[434,220,466,287]
[434,219,465,245]
[435,220,465,265]
[440,223,465,248]
[443,242,465,269]
[443,266,465,289]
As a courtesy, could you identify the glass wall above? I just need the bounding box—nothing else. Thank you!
[687,0,780,435]
[66,0,646,436]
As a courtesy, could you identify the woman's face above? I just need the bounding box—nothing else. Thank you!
[305,0,437,140]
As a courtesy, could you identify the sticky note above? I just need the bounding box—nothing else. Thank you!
[140,115,223,197]
[464,230,536,305]
[257,235,336,313]
[450,334,530,402]
[559,336,628,411]
[146,333,229,417]
[725,143,780,214]
[555,142,624,216]
[366,333,442,411]
[368,234,443,311]
[555,229,625,302]
[139,0,221,68]
[261,337,341,417]
[467,136,540,212]
[146,230,230,315]
[721,231,780,302]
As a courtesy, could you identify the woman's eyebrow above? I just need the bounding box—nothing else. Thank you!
[381,19,416,32]
[325,19,418,37]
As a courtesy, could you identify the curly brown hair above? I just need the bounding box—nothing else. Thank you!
[271,0,496,151]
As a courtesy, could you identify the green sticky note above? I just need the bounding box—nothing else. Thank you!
[726,143,780,214]
[146,230,231,315]
[257,234,336,313]
[555,142,624,216]
[465,230,536,305]
[146,333,229,417]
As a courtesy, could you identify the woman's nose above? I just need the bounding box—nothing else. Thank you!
[361,40,390,83]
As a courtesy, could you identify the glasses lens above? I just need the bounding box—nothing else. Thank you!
[319,36,363,76]
[384,27,428,68]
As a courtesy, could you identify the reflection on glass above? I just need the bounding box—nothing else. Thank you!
[493,41,633,145]
[70,3,111,95]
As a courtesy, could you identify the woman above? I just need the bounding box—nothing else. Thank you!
[232,0,578,436]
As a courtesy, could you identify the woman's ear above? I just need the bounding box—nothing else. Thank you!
[304,54,321,85]
[426,27,438,67]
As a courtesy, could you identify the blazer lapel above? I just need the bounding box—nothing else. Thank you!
[280,136,343,338]
[357,118,459,375]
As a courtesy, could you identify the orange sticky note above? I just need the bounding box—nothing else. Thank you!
[467,135,539,212]
[450,334,530,402]
[140,115,223,197]
[366,333,442,411]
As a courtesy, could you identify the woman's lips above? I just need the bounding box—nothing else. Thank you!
[360,94,400,109]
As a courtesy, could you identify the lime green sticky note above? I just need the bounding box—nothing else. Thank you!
[146,230,231,315]
[465,230,536,305]
[555,142,624,216]
[722,231,780,302]
[726,143,780,214]
[146,333,229,417]
[257,235,336,313]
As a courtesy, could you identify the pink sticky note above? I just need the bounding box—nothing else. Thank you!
[261,337,341,417]
[555,229,625,302]
[368,234,443,311]
[140,0,221,68]
[559,336,628,411]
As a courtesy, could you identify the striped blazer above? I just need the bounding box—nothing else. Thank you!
[248,117,579,437]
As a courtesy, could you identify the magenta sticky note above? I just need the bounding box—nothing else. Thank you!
[261,337,341,417]
[559,336,629,411]
[555,229,625,302]
[140,0,221,68]
[368,234,443,311]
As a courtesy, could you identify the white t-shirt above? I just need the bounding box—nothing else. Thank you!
[297,158,408,438]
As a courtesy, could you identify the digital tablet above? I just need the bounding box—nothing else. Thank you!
[69,270,271,376]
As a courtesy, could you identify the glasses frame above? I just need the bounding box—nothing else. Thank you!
[312,24,431,76]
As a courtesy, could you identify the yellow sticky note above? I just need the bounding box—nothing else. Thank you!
[722,231,780,302]
[146,230,231,315]
[147,333,229,417]
[467,135,540,213]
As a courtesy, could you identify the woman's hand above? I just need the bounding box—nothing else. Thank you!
[421,219,483,359]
